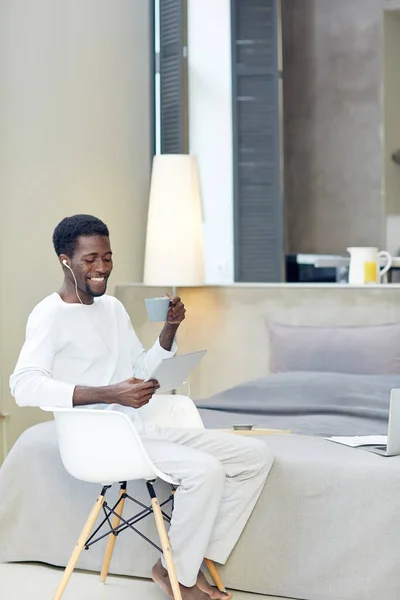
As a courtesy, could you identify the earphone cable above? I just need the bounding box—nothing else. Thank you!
[67,264,113,354]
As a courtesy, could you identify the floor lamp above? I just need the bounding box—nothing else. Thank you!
[143,154,205,297]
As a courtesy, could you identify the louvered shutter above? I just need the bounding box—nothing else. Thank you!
[159,0,188,154]
[232,0,283,282]
[150,0,156,158]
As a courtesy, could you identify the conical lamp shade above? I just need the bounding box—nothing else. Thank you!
[144,154,205,286]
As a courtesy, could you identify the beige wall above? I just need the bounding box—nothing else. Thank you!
[117,283,400,400]
[283,0,400,254]
[384,11,400,215]
[0,0,152,453]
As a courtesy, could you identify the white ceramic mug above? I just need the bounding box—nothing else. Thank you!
[347,247,392,284]
[145,297,170,322]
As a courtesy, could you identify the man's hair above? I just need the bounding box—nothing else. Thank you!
[53,214,109,257]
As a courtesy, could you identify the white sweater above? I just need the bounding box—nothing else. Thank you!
[10,293,176,412]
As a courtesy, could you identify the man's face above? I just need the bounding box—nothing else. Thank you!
[69,235,113,298]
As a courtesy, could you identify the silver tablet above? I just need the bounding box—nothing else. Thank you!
[147,350,207,393]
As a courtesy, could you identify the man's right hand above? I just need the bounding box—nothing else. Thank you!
[113,378,160,409]
[73,378,160,408]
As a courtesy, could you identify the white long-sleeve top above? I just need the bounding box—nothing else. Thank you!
[10,293,176,415]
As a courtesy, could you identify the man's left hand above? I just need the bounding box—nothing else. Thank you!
[166,296,186,325]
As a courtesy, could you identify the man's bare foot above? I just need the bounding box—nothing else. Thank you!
[152,560,174,598]
[152,559,210,600]
[196,570,233,600]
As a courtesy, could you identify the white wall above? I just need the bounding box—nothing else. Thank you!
[0,0,152,451]
[187,0,234,284]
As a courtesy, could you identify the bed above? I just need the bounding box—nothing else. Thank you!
[1,371,400,600]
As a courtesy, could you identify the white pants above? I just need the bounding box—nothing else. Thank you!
[140,426,274,587]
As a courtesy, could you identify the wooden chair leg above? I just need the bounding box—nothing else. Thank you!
[53,493,105,600]
[100,484,126,583]
[151,496,183,600]
[205,558,228,594]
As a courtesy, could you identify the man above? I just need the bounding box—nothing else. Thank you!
[10,214,274,600]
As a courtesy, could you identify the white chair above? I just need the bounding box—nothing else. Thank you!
[43,395,226,600]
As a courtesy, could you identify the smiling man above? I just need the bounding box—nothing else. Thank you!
[10,214,274,600]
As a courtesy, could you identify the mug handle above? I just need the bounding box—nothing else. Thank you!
[378,251,392,278]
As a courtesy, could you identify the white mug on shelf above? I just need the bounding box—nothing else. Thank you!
[347,247,392,284]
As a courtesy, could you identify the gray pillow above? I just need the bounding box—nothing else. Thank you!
[268,321,400,375]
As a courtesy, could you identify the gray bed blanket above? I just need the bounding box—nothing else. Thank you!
[2,422,400,600]
[196,371,400,436]
[2,372,400,600]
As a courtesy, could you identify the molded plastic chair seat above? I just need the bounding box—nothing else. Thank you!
[42,395,227,600]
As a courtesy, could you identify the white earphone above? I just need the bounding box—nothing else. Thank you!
[62,259,83,303]
[61,258,113,353]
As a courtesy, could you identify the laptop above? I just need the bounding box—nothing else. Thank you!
[367,389,400,456]
[329,389,400,457]
[146,350,207,393]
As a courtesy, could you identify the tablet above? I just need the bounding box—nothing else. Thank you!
[147,350,207,393]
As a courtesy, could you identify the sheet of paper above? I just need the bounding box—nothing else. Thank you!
[327,435,388,447]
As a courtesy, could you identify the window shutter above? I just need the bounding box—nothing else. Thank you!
[232,0,283,282]
[159,0,188,154]
[150,0,156,158]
